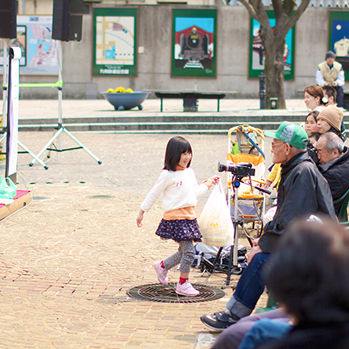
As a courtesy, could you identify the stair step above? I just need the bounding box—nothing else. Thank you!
[16,113,349,133]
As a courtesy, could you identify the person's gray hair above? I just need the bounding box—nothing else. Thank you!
[320,132,344,154]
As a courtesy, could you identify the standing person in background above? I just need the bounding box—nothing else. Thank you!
[304,85,327,112]
[136,136,219,297]
[316,51,345,109]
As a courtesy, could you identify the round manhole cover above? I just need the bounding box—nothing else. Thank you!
[127,283,225,303]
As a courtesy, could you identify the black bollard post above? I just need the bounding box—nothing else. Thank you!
[259,72,266,109]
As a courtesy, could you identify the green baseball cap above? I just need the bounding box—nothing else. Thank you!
[265,122,309,149]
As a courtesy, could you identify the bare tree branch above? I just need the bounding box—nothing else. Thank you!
[232,0,311,109]
[254,0,274,40]
[276,0,311,43]
[272,0,282,19]
[237,0,257,20]
[282,0,296,16]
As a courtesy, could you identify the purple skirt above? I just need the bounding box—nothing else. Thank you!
[155,218,202,242]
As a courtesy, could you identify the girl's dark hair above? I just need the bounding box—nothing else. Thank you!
[305,110,319,123]
[164,136,192,171]
[264,219,349,325]
[304,85,326,106]
[308,132,320,142]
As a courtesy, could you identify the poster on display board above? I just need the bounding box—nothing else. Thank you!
[171,8,217,78]
[328,11,349,80]
[249,11,295,80]
[0,16,59,75]
[93,8,137,76]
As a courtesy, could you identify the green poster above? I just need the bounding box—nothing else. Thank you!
[93,8,137,76]
[171,8,217,78]
[249,11,295,80]
[328,11,349,81]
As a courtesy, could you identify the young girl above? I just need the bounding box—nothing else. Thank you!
[304,111,319,136]
[136,136,219,297]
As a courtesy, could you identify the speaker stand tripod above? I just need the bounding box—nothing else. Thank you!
[0,129,48,169]
[29,41,101,167]
[29,123,101,167]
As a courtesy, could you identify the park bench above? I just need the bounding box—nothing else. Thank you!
[151,90,237,112]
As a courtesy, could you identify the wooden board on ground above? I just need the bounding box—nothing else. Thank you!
[0,190,31,221]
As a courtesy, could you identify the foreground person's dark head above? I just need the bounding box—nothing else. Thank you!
[264,218,349,325]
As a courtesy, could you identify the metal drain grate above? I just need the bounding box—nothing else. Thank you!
[127,283,225,303]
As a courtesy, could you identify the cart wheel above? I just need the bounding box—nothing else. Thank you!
[138,104,143,110]
[118,105,125,111]
[232,267,243,275]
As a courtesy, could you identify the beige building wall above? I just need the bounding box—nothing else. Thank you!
[3,2,349,99]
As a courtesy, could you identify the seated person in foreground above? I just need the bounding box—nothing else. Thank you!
[200,122,335,331]
[255,218,349,349]
[315,132,349,216]
[317,105,345,141]
[322,85,346,134]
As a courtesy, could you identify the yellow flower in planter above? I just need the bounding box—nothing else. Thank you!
[115,87,126,93]
[126,88,134,93]
[107,88,115,93]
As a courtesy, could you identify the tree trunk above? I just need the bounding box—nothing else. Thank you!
[237,0,311,110]
[263,39,286,109]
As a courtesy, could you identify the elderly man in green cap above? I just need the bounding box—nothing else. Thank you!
[201,122,336,333]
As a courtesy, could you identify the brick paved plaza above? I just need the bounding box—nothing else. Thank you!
[0,129,271,349]
[1,98,317,348]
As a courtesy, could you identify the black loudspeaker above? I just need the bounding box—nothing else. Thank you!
[0,0,17,39]
[52,0,83,41]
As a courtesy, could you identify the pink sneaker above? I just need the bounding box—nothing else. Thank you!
[154,261,169,285]
[175,281,200,297]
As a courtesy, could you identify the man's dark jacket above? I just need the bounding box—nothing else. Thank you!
[319,146,349,215]
[259,152,336,253]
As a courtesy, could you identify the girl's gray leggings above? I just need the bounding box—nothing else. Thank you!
[163,240,195,273]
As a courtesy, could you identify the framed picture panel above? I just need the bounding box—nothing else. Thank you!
[93,8,137,76]
[328,11,349,81]
[0,16,59,76]
[249,11,295,80]
[171,8,217,78]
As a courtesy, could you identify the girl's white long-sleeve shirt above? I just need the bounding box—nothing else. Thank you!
[141,168,208,213]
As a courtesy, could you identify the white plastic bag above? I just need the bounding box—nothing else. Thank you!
[198,181,235,247]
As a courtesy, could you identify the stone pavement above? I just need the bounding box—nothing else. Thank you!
[2,97,336,348]
[0,128,272,349]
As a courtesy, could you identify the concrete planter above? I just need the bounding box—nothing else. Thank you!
[102,91,150,111]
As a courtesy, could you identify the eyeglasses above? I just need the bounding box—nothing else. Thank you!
[271,141,285,149]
